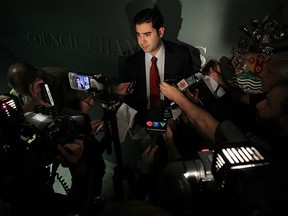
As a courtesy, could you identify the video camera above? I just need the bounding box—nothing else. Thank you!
[68,72,119,109]
[160,120,271,215]
[161,143,271,215]
[177,143,270,193]
[0,94,89,165]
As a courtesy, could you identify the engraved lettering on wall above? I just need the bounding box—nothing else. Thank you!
[26,31,138,56]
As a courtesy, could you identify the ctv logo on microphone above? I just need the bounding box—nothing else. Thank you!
[145,120,167,133]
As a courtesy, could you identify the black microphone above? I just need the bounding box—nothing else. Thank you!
[145,99,170,136]
[146,100,171,168]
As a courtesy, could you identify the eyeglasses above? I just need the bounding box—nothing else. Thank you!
[82,99,94,107]
[82,95,94,107]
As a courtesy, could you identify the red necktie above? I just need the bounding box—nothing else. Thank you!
[150,56,160,108]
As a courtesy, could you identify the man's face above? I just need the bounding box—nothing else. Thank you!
[256,85,287,122]
[135,22,164,56]
[258,58,285,93]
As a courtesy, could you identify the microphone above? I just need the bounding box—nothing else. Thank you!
[145,99,172,135]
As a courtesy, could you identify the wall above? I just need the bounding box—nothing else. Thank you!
[1,0,287,93]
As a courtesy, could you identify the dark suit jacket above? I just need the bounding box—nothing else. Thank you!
[122,40,195,126]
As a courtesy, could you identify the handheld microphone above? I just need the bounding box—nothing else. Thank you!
[145,100,172,134]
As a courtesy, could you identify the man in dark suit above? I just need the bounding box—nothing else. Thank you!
[75,76,85,90]
[115,8,205,172]
[115,8,200,203]
[120,8,195,126]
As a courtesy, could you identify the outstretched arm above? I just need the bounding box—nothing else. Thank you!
[160,82,220,143]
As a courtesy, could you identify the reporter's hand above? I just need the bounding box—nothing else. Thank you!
[0,95,7,100]
[56,138,84,167]
[206,61,230,89]
[140,144,159,175]
[29,79,51,108]
[186,88,200,104]
[114,82,130,95]
[163,119,175,144]
[90,119,104,132]
[160,81,184,103]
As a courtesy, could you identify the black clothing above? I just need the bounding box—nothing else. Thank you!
[0,108,106,216]
[122,40,195,127]
[252,135,288,216]
[122,40,202,164]
[61,108,107,215]
[0,150,89,216]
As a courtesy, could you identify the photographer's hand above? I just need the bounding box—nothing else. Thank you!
[207,62,250,104]
[161,81,219,142]
[114,82,130,95]
[56,139,84,167]
[29,79,51,107]
[0,95,7,100]
[207,62,231,91]
[163,119,183,161]
[140,144,159,175]
[90,119,104,133]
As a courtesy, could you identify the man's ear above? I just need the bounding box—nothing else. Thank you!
[159,27,165,38]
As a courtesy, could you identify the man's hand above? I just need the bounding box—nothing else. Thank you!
[206,61,231,90]
[0,95,8,100]
[114,82,130,95]
[140,144,159,175]
[160,81,184,103]
[29,79,51,108]
[56,138,84,166]
[90,119,104,133]
[163,119,183,161]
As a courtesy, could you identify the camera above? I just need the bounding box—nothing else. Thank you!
[0,94,25,130]
[160,142,271,215]
[0,94,89,165]
[158,119,272,215]
[182,143,270,192]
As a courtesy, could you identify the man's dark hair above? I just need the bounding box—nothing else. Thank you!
[7,62,40,96]
[133,8,164,31]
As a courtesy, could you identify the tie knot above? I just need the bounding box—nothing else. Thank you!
[151,56,157,64]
